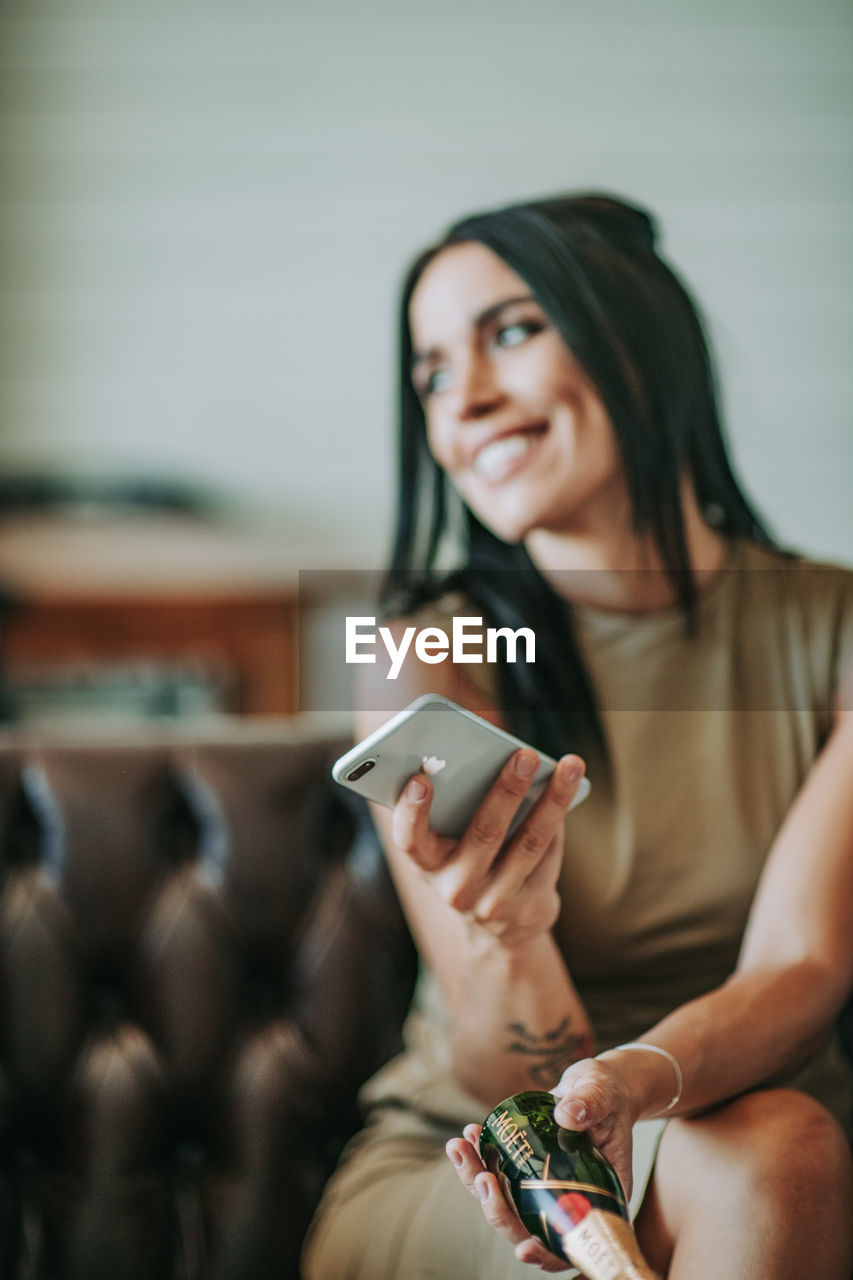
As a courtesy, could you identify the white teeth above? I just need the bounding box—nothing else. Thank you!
[474,433,534,479]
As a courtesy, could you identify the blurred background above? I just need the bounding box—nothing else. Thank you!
[0,0,851,725]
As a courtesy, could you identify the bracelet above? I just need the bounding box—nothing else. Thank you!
[609,1042,683,1115]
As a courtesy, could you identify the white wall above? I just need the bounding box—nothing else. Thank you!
[1,0,851,566]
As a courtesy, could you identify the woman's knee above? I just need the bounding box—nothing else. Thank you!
[711,1088,848,1186]
[659,1087,852,1219]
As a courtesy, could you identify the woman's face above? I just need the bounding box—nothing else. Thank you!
[408,241,627,545]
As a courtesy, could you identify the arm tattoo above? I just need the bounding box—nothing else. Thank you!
[505,1017,589,1087]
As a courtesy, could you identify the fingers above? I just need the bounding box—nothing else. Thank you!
[475,1174,571,1272]
[418,749,548,911]
[471,834,563,938]
[522,754,586,832]
[473,1171,526,1240]
[468,755,584,928]
[462,748,543,855]
[552,1060,619,1131]
[391,771,450,872]
[516,1235,573,1272]
[446,1132,572,1273]
[462,1123,482,1148]
[392,750,587,935]
[504,754,585,881]
[445,1134,485,1199]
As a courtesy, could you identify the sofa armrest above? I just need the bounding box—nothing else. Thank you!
[0,725,416,1280]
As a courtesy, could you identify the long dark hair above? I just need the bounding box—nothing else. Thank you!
[382,193,773,762]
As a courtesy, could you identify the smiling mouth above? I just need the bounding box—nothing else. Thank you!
[473,424,548,481]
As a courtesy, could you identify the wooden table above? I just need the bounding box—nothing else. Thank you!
[0,512,301,718]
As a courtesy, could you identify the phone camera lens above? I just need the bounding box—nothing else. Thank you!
[347,758,376,782]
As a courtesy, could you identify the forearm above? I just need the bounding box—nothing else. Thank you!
[598,958,843,1121]
[607,712,853,1122]
[373,728,594,1108]
[447,928,594,1105]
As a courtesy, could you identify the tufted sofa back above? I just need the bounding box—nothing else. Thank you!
[0,724,417,1280]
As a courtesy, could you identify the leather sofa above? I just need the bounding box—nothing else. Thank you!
[1,720,849,1280]
[0,721,416,1280]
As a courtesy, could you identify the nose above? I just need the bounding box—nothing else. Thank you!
[455,350,505,421]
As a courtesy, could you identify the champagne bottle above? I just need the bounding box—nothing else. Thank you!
[480,1091,660,1280]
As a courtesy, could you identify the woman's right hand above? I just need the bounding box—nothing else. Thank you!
[389,749,586,949]
[447,1124,572,1271]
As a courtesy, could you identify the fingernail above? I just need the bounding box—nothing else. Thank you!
[559,756,584,784]
[564,1103,588,1126]
[475,1176,489,1202]
[448,1148,463,1167]
[515,751,538,779]
[407,777,427,801]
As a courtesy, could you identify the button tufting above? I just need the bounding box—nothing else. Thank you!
[88,984,126,1027]
[173,1139,206,1174]
[0,731,416,1280]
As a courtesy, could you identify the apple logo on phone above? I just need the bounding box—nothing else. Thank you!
[421,755,446,776]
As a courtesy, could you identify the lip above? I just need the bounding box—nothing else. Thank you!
[470,420,549,481]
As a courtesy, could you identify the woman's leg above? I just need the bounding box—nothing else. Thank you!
[635,1088,853,1280]
[301,1114,566,1280]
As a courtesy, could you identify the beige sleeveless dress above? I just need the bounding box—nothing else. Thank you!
[302,540,853,1280]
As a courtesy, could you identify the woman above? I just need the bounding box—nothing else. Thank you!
[302,193,853,1279]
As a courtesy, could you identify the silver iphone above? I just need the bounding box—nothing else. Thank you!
[331,693,590,840]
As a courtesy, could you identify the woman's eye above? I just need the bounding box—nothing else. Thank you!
[494,318,544,349]
[417,365,452,398]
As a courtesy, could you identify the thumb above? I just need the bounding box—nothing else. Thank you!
[552,1086,633,1201]
[550,1065,610,1131]
[553,1093,591,1131]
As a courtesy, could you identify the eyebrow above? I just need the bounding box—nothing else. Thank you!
[410,294,536,367]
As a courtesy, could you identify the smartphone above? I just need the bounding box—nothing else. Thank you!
[331,693,590,840]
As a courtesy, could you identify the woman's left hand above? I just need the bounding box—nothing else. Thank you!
[550,1056,638,1200]
[446,1058,639,1269]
